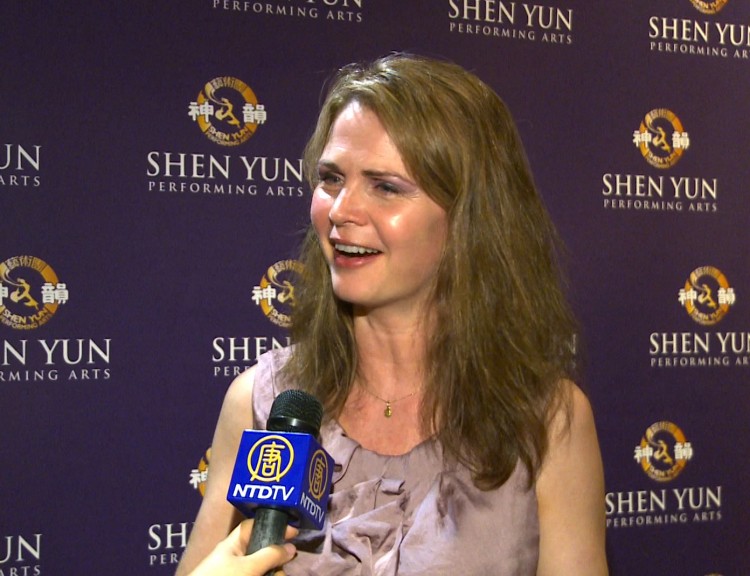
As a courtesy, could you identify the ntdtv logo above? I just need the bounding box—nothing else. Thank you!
[228,430,333,530]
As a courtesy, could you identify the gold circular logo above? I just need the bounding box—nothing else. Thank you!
[193,447,211,497]
[635,421,692,482]
[247,435,294,482]
[635,109,689,169]
[690,0,728,14]
[0,255,66,330]
[308,449,329,501]
[191,77,265,146]
[253,260,304,328]
[679,266,734,326]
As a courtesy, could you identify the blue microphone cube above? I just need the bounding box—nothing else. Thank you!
[227,430,334,529]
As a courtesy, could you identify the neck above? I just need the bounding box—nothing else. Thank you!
[352,307,432,399]
[338,307,435,450]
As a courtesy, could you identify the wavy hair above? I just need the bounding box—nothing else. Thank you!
[283,53,579,489]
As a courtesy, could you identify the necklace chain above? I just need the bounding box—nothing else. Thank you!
[359,383,419,418]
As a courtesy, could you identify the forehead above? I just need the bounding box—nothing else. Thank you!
[321,102,406,167]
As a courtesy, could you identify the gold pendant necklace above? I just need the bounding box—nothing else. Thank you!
[360,383,419,418]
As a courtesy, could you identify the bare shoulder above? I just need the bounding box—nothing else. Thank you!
[175,365,258,575]
[221,364,258,417]
[547,380,598,447]
[535,381,608,576]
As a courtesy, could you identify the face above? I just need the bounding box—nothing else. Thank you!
[310,101,448,319]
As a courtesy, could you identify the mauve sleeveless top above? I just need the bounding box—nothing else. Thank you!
[252,348,539,575]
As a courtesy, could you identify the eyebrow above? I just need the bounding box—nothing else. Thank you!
[317,160,416,186]
[316,160,340,172]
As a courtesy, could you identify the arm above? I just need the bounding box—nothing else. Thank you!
[176,365,259,575]
[535,382,608,576]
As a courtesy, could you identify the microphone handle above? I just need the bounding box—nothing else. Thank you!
[247,506,290,574]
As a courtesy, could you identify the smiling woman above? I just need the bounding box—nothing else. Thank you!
[177,53,607,576]
[310,101,448,319]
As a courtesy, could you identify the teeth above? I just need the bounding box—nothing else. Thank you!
[335,243,379,255]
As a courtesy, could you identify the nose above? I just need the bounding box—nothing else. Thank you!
[329,183,365,226]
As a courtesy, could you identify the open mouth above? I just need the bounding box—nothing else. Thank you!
[334,243,381,257]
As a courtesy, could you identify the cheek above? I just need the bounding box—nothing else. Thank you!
[409,210,448,248]
[414,213,448,271]
[310,189,332,236]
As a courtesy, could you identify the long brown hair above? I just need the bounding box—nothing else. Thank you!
[283,53,578,489]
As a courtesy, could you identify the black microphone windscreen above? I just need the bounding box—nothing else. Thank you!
[266,389,323,437]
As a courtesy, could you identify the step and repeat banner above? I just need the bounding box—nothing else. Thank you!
[2,1,748,574]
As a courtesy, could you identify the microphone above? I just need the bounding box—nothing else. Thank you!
[226,389,334,560]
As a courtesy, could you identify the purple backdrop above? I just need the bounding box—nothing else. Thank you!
[2,1,748,574]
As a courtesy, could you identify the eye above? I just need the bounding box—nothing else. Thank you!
[317,170,343,188]
[374,180,401,195]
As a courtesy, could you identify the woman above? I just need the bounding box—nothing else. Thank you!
[178,53,607,575]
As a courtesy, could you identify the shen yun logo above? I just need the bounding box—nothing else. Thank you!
[0,256,68,330]
[0,533,42,574]
[188,448,211,497]
[253,260,304,328]
[210,259,301,380]
[606,421,722,529]
[211,0,364,23]
[648,1,750,61]
[649,267,747,368]
[188,77,267,146]
[634,421,693,483]
[602,109,718,213]
[0,256,112,382]
[447,2,574,44]
[149,76,305,198]
[633,109,690,170]
[690,0,728,14]
[679,266,735,326]
[1,144,41,188]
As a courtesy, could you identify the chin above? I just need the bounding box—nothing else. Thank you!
[332,288,369,307]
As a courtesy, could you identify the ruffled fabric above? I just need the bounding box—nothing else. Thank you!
[252,348,539,576]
